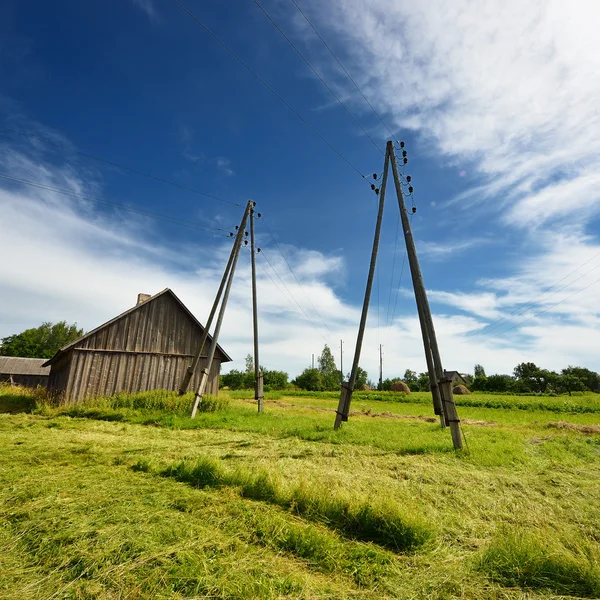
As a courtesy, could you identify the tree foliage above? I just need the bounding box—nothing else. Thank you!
[353,367,368,390]
[294,368,322,391]
[474,364,486,378]
[0,321,84,359]
[317,345,340,390]
[403,369,417,384]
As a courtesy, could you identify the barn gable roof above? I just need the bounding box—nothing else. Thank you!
[42,288,232,367]
[0,356,50,376]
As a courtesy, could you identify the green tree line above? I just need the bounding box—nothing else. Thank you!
[0,322,84,359]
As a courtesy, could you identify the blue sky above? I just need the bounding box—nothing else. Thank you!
[1,0,599,380]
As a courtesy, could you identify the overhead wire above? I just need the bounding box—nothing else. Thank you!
[259,216,334,334]
[467,250,600,340]
[288,0,397,141]
[170,0,368,181]
[385,212,402,328]
[257,248,331,344]
[252,0,383,155]
[483,275,600,343]
[0,173,227,236]
[0,126,242,207]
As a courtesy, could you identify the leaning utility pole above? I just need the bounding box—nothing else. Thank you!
[334,148,389,429]
[250,204,264,412]
[178,231,238,396]
[189,200,252,417]
[388,141,461,449]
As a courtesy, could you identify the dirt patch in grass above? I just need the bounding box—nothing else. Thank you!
[547,421,600,435]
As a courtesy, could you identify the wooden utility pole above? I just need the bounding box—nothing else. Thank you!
[388,141,462,449]
[379,344,383,391]
[250,204,264,412]
[178,231,238,396]
[334,147,390,429]
[190,200,252,417]
[312,354,315,369]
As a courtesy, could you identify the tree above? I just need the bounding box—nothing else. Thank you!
[557,373,586,396]
[353,367,368,390]
[485,374,513,392]
[474,364,486,378]
[0,321,84,359]
[221,369,246,390]
[263,369,289,390]
[417,372,430,392]
[318,345,340,391]
[471,375,488,391]
[294,368,322,391]
[403,369,417,384]
[513,362,539,380]
[562,366,599,392]
[245,354,254,374]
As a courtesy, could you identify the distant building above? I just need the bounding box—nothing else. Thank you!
[0,357,50,388]
[444,370,469,385]
[43,289,232,403]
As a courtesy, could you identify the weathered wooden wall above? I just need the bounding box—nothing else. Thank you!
[47,292,226,402]
[51,351,219,403]
[0,373,49,388]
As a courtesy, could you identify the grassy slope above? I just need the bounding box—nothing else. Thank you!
[1,386,599,599]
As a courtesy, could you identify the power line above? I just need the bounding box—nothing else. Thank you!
[468,256,600,340]
[386,214,412,338]
[0,126,242,207]
[0,173,227,236]
[170,0,367,180]
[484,275,600,343]
[257,249,330,343]
[252,0,383,155]
[385,211,401,327]
[259,216,333,334]
[288,0,397,141]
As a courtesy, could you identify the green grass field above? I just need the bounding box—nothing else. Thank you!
[1,385,599,599]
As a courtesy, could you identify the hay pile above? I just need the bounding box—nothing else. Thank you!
[359,384,370,391]
[390,381,411,394]
[453,385,470,395]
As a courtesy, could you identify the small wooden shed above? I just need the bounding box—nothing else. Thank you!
[43,289,232,403]
[0,357,50,388]
[444,370,469,386]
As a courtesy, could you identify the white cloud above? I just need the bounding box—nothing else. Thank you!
[298,0,600,228]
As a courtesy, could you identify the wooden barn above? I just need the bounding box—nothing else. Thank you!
[0,357,50,388]
[43,289,232,403]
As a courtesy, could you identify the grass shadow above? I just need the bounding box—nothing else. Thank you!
[0,392,36,414]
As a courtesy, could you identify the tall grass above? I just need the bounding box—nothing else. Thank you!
[479,529,600,597]
[158,456,433,552]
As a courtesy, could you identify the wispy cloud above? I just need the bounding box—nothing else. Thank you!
[215,157,234,177]
[300,0,600,229]
[131,0,158,22]
[418,238,491,260]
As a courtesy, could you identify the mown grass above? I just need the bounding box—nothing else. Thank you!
[157,455,432,551]
[230,388,600,414]
[1,384,600,598]
[479,528,600,597]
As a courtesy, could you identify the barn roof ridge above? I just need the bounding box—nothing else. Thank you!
[42,288,232,367]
